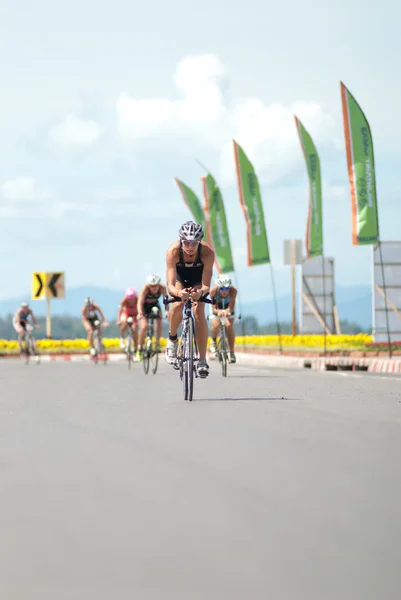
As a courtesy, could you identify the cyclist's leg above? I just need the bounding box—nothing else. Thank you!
[193,297,209,377]
[155,313,162,349]
[14,321,25,352]
[165,284,184,364]
[209,316,219,354]
[226,318,236,363]
[83,319,94,347]
[193,297,208,361]
[120,313,128,343]
[138,315,149,349]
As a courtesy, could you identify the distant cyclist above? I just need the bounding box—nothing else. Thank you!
[117,288,138,354]
[13,302,40,349]
[165,221,214,378]
[137,273,167,360]
[81,297,108,354]
[210,275,237,363]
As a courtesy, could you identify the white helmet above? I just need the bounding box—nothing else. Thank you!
[216,275,232,288]
[179,221,204,242]
[146,273,161,285]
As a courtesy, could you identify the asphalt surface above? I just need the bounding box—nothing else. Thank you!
[0,357,400,600]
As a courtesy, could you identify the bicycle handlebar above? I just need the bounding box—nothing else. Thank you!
[163,294,213,306]
[207,314,241,321]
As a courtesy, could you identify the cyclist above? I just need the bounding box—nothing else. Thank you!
[165,220,215,378]
[81,297,109,355]
[13,302,40,350]
[209,275,238,363]
[117,288,138,354]
[137,273,167,360]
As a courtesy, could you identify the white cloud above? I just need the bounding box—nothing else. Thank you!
[49,114,103,149]
[116,54,341,186]
[1,177,51,201]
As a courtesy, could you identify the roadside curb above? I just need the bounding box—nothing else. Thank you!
[235,352,401,374]
[4,352,401,374]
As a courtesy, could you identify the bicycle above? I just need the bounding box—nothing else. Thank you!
[142,306,161,375]
[20,324,40,365]
[91,319,107,365]
[164,294,213,401]
[207,314,241,377]
[124,316,136,369]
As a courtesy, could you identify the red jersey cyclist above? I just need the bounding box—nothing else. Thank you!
[117,288,139,355]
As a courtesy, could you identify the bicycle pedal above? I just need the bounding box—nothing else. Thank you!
[173,362,180,370]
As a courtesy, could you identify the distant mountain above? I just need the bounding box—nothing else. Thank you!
[234,285,372,329]
[2,284,373,328]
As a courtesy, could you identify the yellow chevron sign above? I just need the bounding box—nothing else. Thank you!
[32,272,47,299]
[32,272,65,299]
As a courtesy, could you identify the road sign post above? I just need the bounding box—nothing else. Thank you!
[32,272,65,339]
[283,240,303,336]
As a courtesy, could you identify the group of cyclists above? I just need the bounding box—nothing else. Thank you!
[13,220,238,375]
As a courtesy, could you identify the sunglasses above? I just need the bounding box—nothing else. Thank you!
[182,240,199,246]
[219,287,230,291]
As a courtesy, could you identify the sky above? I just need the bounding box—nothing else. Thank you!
[0,0,400,305]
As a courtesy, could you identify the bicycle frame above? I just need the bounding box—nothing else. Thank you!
[164,294,213,401]
[92,319,107,364]
[125,316,135,368]
[143,307,160,375]
[21,324,40,365]
[207,314,241,377]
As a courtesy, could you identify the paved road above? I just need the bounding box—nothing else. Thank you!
[0,358,400,600]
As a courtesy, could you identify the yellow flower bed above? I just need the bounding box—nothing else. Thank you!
[235,334,372,348]
[0,335,372,352]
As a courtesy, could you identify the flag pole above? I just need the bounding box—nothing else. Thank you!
[321,254,327,356]
[269,263,283,355]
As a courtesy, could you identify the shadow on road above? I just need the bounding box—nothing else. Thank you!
[197,396,296,402]
[228,374,285,379]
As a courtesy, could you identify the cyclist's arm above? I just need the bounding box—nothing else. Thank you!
[95,304,107,322]
[209,285,219,314]
[227,287,237,315]
[199,246,215,297]
[166,245,181,297]
[159,284,169,314]
[81,307,87,320]
[137,286,148,315]
[117,299,125,321]
[30,310,39,326]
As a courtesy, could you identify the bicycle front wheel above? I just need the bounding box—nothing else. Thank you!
[220,334,228,377]
[185,322,194,401]
[143,339,150,374]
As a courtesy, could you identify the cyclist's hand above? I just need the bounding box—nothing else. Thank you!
[103,321,109,328]
[116,321,121,326]
[179,289,190,301]
[191,289,202,301]
[35,324,40,329]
